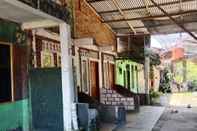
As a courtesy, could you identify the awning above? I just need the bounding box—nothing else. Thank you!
[87,0,197,35]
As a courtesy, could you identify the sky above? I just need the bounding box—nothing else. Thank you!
[151,33,189,50]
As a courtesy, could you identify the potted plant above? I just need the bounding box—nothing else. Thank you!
[150,89,161,105]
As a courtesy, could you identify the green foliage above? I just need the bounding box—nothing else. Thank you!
[191,80,197,87]
[144,49,161,66]
[174,60,197,83]
[187,60,197,81]
[150,53,161,66]
[150,89,161,105]
[159,68,172,93]
[189,80,197,91]
[150,89,161,99]
[174,61,184,83]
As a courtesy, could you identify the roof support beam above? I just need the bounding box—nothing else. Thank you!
[22,20,59,30]
[111,0,136,33]
[89,0,193,14]
[103,10,197,23]
[113,20,197,30]
[149,0,197,41]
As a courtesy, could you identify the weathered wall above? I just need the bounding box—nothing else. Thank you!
[74,0,116,46]
[100,88,134,110]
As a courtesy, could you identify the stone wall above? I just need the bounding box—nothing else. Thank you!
[100,88,134,110]
[74,0,116,46]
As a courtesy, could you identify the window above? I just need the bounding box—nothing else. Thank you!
[82,60,89,93]
[119,67,122,74]
[41,51,55,68]
[126,64,130,90]
[135,66,139,92]
[56,53,61,67]
[0,44,12,102]
[104,63,109,88]
[131,65,134,89]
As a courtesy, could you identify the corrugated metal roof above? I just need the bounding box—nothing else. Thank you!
[87,0,197,35]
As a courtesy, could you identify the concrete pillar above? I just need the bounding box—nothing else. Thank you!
[32,30,37,68]
[60,23,74,131]
[145,56,150,105]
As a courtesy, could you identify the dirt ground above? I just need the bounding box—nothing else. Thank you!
[152,107,197,131]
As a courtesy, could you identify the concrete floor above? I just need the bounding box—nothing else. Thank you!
[101,92,197,131]
[114,106,165,131]
[153,92,197,131]
[99,123,116,131]
[153,107,197,131]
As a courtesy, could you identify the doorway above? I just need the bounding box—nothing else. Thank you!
[126,64,130,91]
[90,61,100,101]
[0,44,12,102]
[109,63,115,89]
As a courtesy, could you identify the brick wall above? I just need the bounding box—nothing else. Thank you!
[100,88,134,110]
[74,0,116,46]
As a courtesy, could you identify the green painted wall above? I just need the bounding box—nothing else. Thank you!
[115,59,141,93]
[174,60,197,83]
[0,20,26,44]
[0,99,30,131]
[0,20,29,131]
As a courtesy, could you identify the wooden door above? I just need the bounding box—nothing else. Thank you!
[90,61,100,101]
[109,63,115,89]
[13,44,28,100]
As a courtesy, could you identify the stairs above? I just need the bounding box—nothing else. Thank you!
[115,85,136,97]
[78,92,100,109]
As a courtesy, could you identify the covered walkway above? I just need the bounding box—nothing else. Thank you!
[100,106,165,131]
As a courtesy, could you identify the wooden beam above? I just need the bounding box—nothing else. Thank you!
[112,20,197,30]
[96,0,193,14]
[87,0,109,3]
[150,0,197,41]
[103,10,197,23]
[22,20,59,30]
[111,0,136,33]
[116,32,148,37]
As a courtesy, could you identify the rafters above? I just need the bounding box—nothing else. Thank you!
[149,0,197,40]
[112,20,197,30]
[103,10,197,23]
[88,0,194,14]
